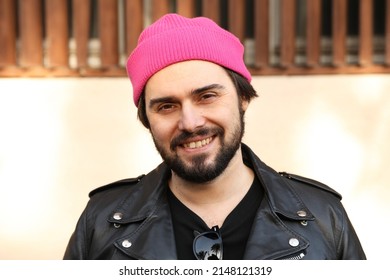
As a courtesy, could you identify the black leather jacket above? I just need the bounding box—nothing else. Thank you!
[64,144,366,260]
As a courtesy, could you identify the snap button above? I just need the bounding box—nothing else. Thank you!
[300,220,308,226]
[114,223,121,228]
[122,240,132,248]
[297,210,307,217]
[289,238,300,247]
[113,212,123,220]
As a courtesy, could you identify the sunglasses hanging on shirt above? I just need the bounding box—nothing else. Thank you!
[193,226,223,260]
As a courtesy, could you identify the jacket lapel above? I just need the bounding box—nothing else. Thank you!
[243,199,310,259]
[242,144,313,259]
[114,196,177,259]
[108,163,178,259]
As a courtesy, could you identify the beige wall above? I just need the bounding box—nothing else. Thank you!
[0,75,389,260]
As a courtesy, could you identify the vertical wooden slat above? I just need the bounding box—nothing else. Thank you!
[254,0,269,68]
[332,0,347,66]
[359,0,373,66]
[177,0,196,18]
[98,0,119,68]
[306,0,321,67]
[125,0,143,55]
[0,0,17,66]
[151,0,170,22]
[73,0,91,68]
[280,0,296,67]
[228,0,246,41]
[202,0,220,24]
[386,0,390,65]
[45,0,69,68]
[19,0,43,67]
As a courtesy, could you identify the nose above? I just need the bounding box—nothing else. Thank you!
[178,103,205,132]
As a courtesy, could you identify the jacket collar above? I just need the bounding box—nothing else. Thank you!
[242,143,314,221]
[110,143,314,259]
[240,143,313,259]
[107,163,178,259]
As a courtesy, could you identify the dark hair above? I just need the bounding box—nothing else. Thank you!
[137,68,258,129]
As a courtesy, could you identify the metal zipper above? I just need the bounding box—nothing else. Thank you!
[281,252,306,260]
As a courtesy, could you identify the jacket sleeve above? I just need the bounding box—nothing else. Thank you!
[63,208,89,260]
[337,206,366,259]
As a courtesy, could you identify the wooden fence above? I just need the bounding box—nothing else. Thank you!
[0,0,389,77]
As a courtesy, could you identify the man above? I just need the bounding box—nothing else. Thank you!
[64,13,366,260]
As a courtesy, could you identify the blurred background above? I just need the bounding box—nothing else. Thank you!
[0,0,389,260]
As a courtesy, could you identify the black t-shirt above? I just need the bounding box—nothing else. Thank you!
[167,176,263,260]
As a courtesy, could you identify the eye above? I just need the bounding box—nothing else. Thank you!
[199,92,217,103]
[157,103,176,113]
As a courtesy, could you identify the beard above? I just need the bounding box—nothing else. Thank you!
[151,107,245,184]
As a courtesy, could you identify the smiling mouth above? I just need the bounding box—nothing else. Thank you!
[182,137,213,149]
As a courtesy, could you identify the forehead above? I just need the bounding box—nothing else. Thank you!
[144,60,233,97]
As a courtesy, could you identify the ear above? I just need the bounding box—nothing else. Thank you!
[241,99,249,112]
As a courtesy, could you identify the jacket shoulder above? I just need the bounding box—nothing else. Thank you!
[279,172,342,200]
[88,175,145,198]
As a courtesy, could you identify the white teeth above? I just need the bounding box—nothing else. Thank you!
[184,137,212,149]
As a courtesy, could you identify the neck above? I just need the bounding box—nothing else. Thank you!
[168,147,254,227]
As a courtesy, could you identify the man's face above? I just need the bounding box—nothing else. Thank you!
[144,60,249,183]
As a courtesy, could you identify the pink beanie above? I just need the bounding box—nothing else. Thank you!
[126,13,251,106]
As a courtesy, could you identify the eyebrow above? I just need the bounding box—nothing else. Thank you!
[148,84,226,109]
[191,83,225,96]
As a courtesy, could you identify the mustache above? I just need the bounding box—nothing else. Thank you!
[170,127,223,151]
